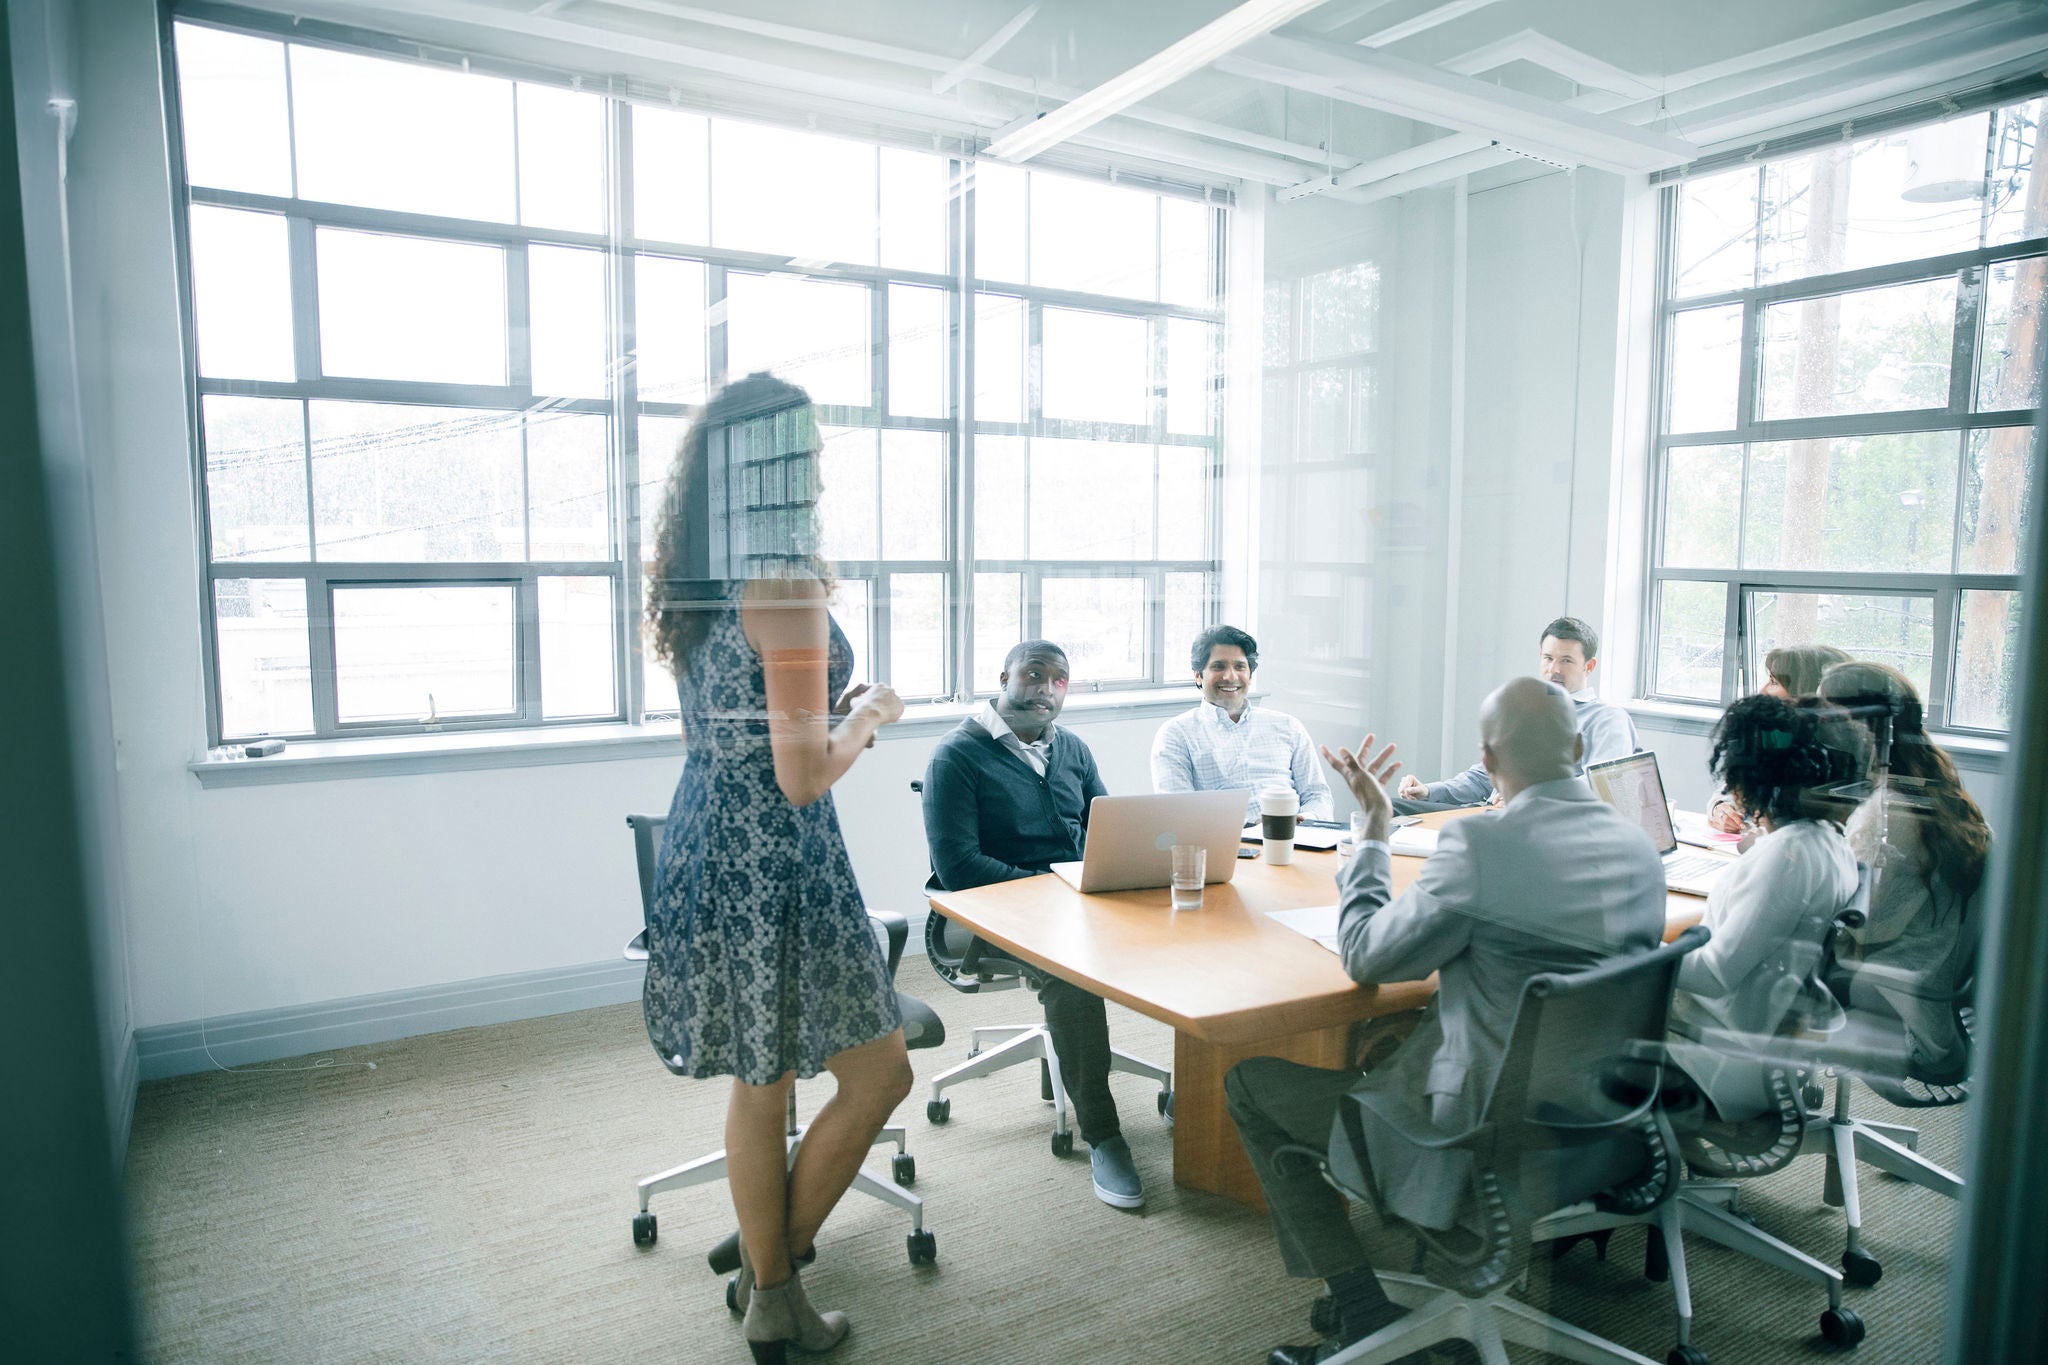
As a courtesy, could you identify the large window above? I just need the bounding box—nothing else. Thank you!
[172,20,1223,742]
[1647,98,2044,732]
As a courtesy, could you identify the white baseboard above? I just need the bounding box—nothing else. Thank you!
[134,959,645,1081]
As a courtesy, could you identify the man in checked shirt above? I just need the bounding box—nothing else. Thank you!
[1150,624,1333,826]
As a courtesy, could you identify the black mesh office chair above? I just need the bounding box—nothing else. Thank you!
[621,813,943,1277]
[911,779,1171,1155]
[1283,927,1709,1365]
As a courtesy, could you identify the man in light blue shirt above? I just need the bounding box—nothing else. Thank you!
[1151,625,1333,824]
[1398,616,1638,809]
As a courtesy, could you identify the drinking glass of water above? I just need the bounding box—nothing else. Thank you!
[1170,844,1207,910]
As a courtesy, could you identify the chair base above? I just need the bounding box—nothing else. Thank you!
[1320,1271,1660,1365]
[1805,1078,1962,1275]
[634,1111,923,1239]
[925,1022,1170,1143]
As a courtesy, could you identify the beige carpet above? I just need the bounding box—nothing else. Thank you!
[127,956,1963,1363]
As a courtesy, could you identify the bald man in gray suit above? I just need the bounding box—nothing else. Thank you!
[1230,678,1670,1365]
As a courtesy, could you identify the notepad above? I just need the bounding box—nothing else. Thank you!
[1389,825,1439,857]
[1267,903,1341,954]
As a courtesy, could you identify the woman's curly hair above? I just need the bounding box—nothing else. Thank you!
[1710,693,1865,827]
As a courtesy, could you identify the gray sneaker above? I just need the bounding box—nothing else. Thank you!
[1088,1136,1144,1209]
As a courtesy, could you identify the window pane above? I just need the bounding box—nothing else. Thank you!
[638,415,692,556]
[973,571,1021,691]
[204,396,309,562]
[174,24,292,197]
[888,283,948,419]
[725,272,870,407]
[333,583,518,723]
[1041,307,1148,426]
[516,83,605,234]
[1302,369,1355,459]
[880,147,947,274]
[1653,580,1726,700]
[538,576,615,718]
[831,578,873,690]
[881,430,945,560]
[1262,373,1295,465]
[634,255,706,404]
[1305,262,1379,359]
[974,433,1026,559]
[290,45,515,222]
[974,293,1025,423]
[1674,167,1758,297]
[310,402,523,561]
[528,412,609,561]
[1166,318,1214,436]
[973,160,1027,284]
[1953,589,2022,729]
[632,105,709,244]
[1041,576,1145,682]
[214,577,312,737]
[189,206,295,381]
[1660,444,1741,569]
[1748,590,1934,697]
[712,120,876,265]
[1263,279,1295,368]
[1978,257,2046,411]
[1759,125,1987,285]
[317,229,507,386]
[1157,446,1207,561]
[1163,572,1206,677]
[1031,171,1155,299]
[889,573,945,697]
[529,244,608,399]
[1759,276,1957,420]
[1161,197,1210,308]
[816,425,878,562]
[1030,438,1151,558]
[1667,304,1741,434]
[1987,99,2044,247]
[1962,426,2034,575]
[1743,431,1958,574]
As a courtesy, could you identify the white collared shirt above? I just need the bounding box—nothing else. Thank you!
[975,700,1053,777]
[1150,699,1334,823]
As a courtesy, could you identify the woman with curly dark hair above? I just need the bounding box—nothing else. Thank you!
[643,372,909,1363]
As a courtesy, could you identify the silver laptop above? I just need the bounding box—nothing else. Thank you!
[1585,752,1736,897]
[1051,789,1252,894]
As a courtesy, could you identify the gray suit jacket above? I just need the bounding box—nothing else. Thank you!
[1335,777,1669,1229]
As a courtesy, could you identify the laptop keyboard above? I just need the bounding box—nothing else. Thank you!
[1664,851,1730,884]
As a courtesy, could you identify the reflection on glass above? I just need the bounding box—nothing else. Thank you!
[516,83,605,235]
[974,293,1026,423]
[316,228,507,386]
[214,578,312,737]
[1264,278,1295,367]
[1675,167,1758,297]
[204,396,309,561]
[1759,122,1988,284]
[816,425,878,562]
[889,573,946,697]
[634,255,707,404]
[1759,277,1956,420]
[1961,427,2033,575]
[974,434,1026,559]
[1655,580,1726,700]
[1952,589,2021,729]
[712,120,877,264]
[190,206,295,381]
[1661,444,1741,569]
[1163,572,1207,672]
[333,583,518,723]
[527,412,609,561]
[725,272,870,407]
[632,105,710,244]
[1977,257,2047,412]
[1041,576,1145,681]
[1041,307,1148,426]
[1743,431,1958,574]
[638,415,692,553]
[540,576,615,718]
[528,245,608,399]
[831,578,872,689]
[290,43,516,222]
[1030,439,1151,559]
[309,402,523,561]
[1305,262,1378,359]
[881,431,946,560]
[1748,590,1934,697]
[888,283,948,419]
[1031,170,1155,298]
[1667,304,1741,434]
[174,24,292,197]
[973,571,1021,691]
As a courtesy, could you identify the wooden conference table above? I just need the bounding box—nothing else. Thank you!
[924,808,1712,1210]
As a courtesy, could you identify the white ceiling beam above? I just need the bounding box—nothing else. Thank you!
[1646,0,1984,95]
[1277,130,1491,199]
[1351,0,1510,49]
[1218,33,1697,174]
[1343,145,1516,204]
[933,4,1040,94]
[983,0,1339,163]
[1440,30,1662,101]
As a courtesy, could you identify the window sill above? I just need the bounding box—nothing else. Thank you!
[187,687,1203,788]
[1622,698,2011,773]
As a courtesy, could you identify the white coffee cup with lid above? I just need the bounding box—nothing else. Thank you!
[1259,787,1300,865]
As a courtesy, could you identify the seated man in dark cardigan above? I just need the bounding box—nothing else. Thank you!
[921,639,1144,1210]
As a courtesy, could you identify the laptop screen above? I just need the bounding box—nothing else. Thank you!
[1586,751,1678,856]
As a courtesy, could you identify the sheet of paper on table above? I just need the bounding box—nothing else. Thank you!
[1267,903,1341,954]
[1389,825,1438,857]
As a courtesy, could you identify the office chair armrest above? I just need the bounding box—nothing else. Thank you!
[869,911,909,978]
[1351,1086,1496,1155]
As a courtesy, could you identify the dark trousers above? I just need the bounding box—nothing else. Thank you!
[1225,1055,1390,1305]
[1037,975,1121,1143]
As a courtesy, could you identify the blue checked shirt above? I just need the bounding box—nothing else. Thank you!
[1150,701,1334,824]
[1424,687,1640,805]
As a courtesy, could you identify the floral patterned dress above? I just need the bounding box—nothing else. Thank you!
[642,592,901,1084]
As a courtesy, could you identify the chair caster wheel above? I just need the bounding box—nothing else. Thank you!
[707,1230,741,1274]
[892,1152,916,1186]
[1157,1088,1174,1122]
[907,1229,937,1265]
[1842,1248,1882,1286]
[1644,1233,1670,1283]
[1802,1083,1826,1110]
[1040,1058,1054,1102]
[1051,1130,1074,1158]
[1667,1346,1710,1365]
[1309,1294,1336,1337]
[725,1276,740,1314]
[1820,1306,1865,1346]
[631,1212,657,1247]
[926,1097,950,1124]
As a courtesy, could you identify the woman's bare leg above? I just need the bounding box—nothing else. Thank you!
[784,1030,914,1258]
[726,1072,796,1286]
